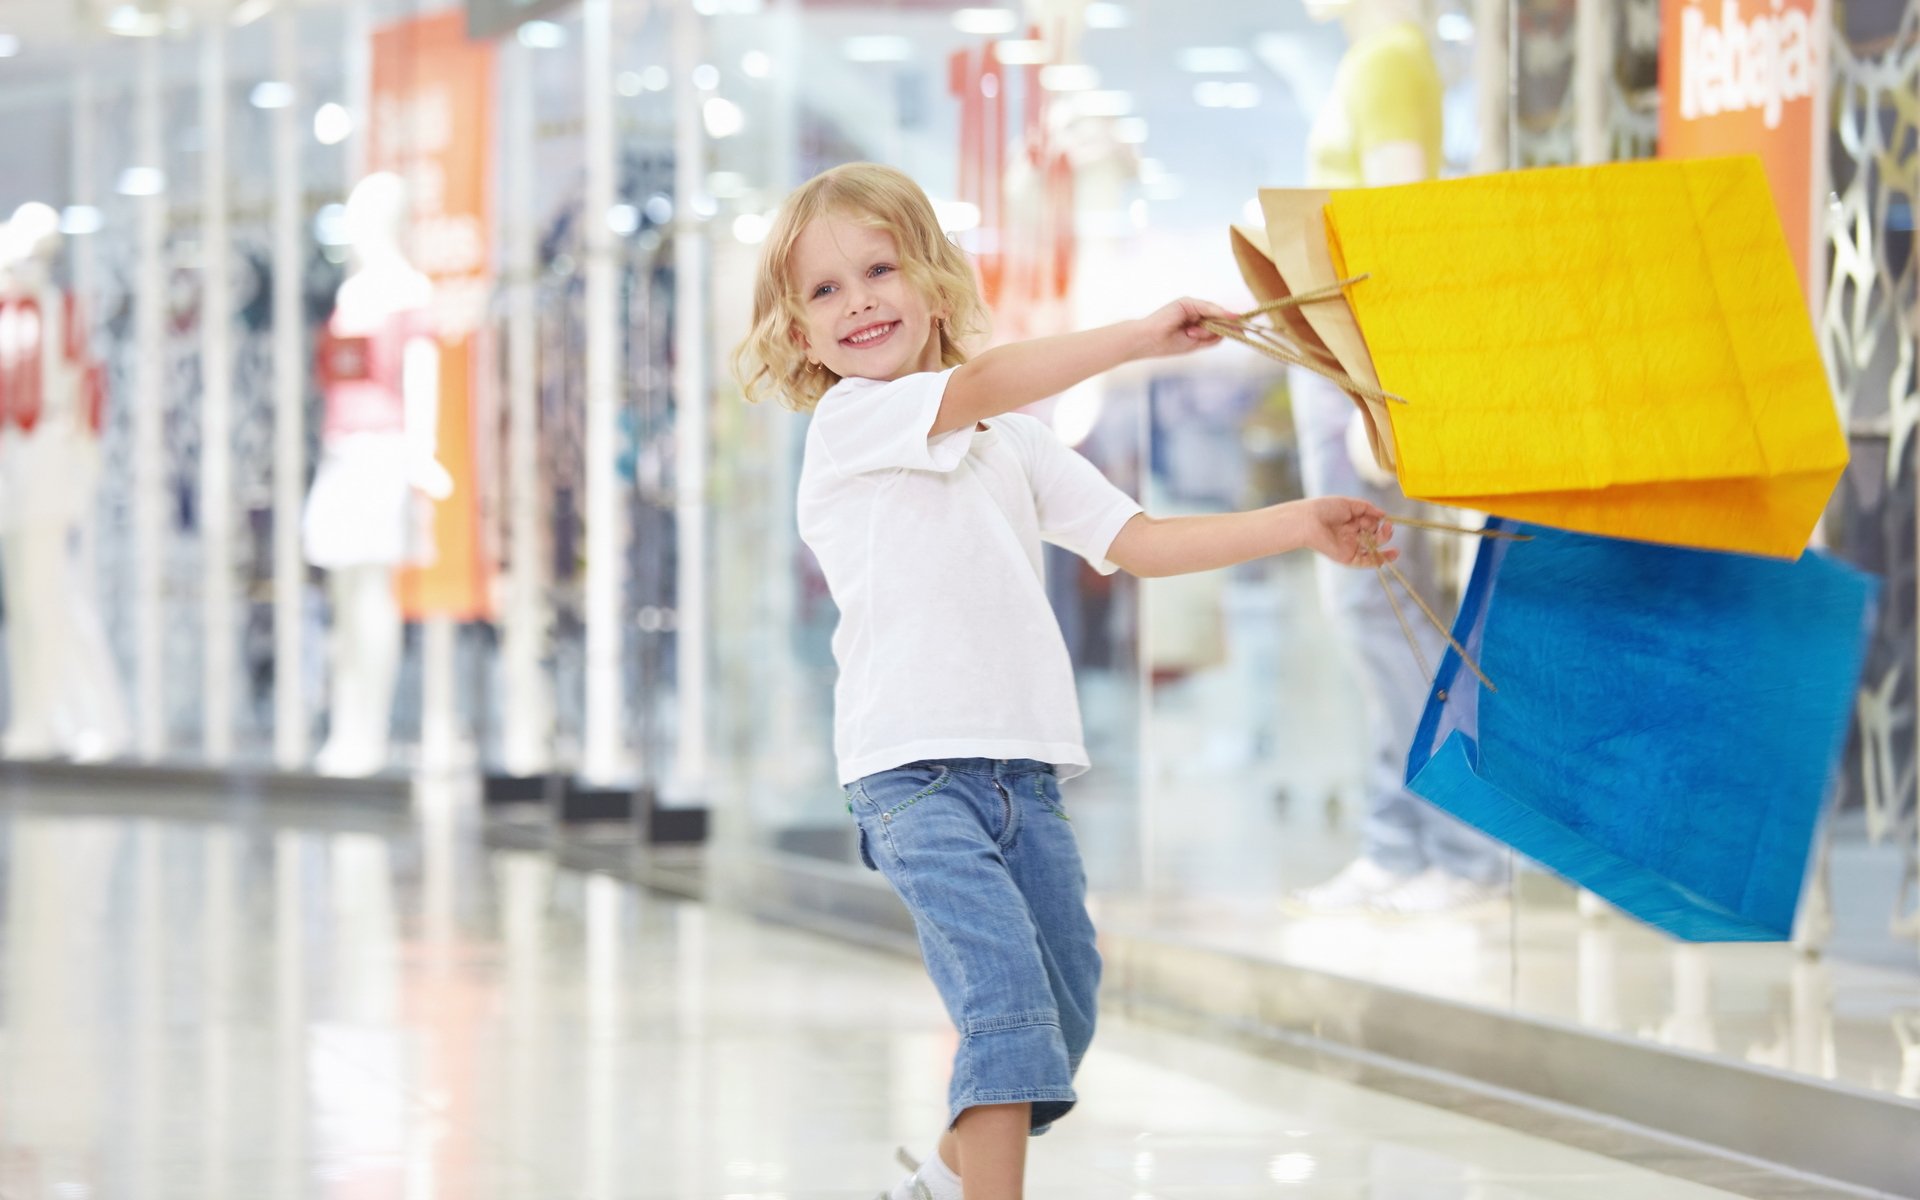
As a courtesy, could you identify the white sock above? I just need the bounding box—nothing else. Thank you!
[919,1150,962,1199]
[889,1148,962,1200]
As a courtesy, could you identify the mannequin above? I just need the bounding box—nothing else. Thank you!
[0,204,125,761]
[1283,0,1505,916]
[303,173,452,777]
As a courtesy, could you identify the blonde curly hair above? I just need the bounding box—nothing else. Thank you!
[731,163,989,412]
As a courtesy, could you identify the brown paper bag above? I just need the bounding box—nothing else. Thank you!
[1231,189,1396,471]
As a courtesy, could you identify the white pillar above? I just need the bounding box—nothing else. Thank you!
[580,0,628,784]
[1573,0,1610,166]
[669,0,709,803]
[134,40,165,761]
[1473,0,1511,174]
[201,22,235,764]
[71,70,98,324]
[343,0,372,185]
[272,7,307,769]
[502,42,553,776]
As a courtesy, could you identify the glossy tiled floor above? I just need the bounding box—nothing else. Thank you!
[0,780,1856,1199]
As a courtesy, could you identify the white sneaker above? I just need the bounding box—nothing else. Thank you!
[1371,868,1507,918]
[880,1147,955,1200]
[1283,857,1413,915]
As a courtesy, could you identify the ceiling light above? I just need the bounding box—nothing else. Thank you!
[1113,117,1148,143]
[1076,90,1132,117]
[116,167,167,197]
[642,66,670,92]
[702,97,745,138]
[314,203,348,245]
[844,36,912,63]
[733,212,771,244]
[517,20,566,49]
[1437,13,1473,42]
[0,34,20,58]
[952,8,1019,35]
[741,50,772,78]
[228,0,272,27]
[250,81,295,110]
[60,206,104,236]
[932,199,981,232]
[994,40,1048,65]
[1178,47,1252,73]
[1194,80,1261,108]
[105,5,165,37]
[1084,3,1130,28]
[692,63,720,89]
[1038,64,1098,91]
[607,204,640,236]
[313,102,352,145]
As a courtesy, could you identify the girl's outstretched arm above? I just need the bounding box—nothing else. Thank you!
[931,298,1235,435]
[1105,497,1398,578]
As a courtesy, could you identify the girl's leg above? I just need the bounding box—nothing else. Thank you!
[953,1103,1030,1200]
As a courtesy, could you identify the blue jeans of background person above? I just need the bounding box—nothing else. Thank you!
[848,758,1097,1134]
[1290,368,1504,885]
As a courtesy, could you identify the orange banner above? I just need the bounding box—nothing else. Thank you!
[1659,0,1824,306]
[371,10,495,620]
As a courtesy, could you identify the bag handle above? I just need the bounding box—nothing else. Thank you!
[1201,274,1408,407]
[1364,518,1528,694]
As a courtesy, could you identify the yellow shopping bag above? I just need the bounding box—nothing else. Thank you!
[1233,156,1847,559]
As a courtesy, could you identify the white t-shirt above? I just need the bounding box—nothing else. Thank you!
[798,368,1143,785]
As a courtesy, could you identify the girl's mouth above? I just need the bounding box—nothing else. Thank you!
[841,321,898,349]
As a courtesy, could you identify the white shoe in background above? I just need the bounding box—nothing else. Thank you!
[1372,868,1508,918]
[1283,857,1413,915]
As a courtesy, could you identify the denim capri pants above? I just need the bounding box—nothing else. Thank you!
[847,758,1100,1135]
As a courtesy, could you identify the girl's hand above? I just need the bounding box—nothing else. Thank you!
[1301,497,1398,567]
[1136,297,1237,358]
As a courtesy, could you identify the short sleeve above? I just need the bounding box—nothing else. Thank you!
[1007,415,1143,576]
[808,368,974,478]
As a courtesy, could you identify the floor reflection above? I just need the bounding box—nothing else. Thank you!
[0,785,1845,1198]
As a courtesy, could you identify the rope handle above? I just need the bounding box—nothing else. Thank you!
[1361,522,1506,694]
[1201,274,1408,407]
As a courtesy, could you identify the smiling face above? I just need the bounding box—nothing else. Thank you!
[790,209,945,384]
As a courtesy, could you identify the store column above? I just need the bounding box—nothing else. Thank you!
[581,0,628,785]
[670,0,710,805]
[272,5,308,770]
[201,19,235,764]
[134,38,165,761]
[501,39,553,777]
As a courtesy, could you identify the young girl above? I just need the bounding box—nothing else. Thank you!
[731,162,1396,1200]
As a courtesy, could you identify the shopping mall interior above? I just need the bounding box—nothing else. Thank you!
[0,0,1916,1196]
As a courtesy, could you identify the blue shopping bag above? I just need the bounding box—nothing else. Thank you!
[1406,521,1877,942]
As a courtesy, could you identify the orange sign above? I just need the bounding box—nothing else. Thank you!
[371,10,495,620]
[1659,0,1824,303]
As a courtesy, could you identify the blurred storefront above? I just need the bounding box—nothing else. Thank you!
[0,0,1915,1187]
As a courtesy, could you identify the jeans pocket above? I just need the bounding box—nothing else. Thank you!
[1038,774,1071,822]
[857,762,953,820]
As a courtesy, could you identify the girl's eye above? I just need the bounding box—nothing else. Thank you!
[870,264,893,278]
[811,283,835,299]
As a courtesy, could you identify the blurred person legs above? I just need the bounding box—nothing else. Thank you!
[1284,369,1504,915]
